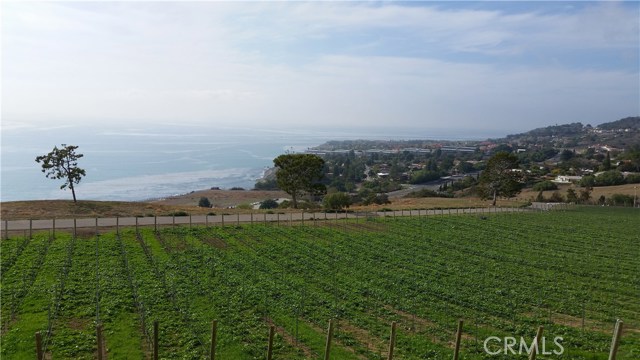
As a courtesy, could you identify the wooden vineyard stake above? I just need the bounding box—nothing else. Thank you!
[608,320,623,360]
[97,324,104,360]
[529,326,543,360]
[210,320,218,360]
[73,218,77,238]
[453,320,463,360]
[324,319,334,360]
[4,219,8,240]
[153,321,159,360]
[116,217,119,236]
[387,321,397,360]
[29,219,33,239]
[35,331,43,360]
[267,325,275,360]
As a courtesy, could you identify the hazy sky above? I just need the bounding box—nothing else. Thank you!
[2,1,639,134]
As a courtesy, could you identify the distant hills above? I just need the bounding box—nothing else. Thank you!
[496,116,639,149]
[596,116,640,130]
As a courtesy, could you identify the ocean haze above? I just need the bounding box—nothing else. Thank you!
[1,123,497,202]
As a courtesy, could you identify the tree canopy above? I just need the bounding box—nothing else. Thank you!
[477,151,523,206]
[35,144,86,203]
[274,154,326,208]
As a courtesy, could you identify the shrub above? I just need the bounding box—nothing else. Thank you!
[236,203,252,210]
[373,193,391,205]
[625,173,640,184]
[405,189,453,198]
[579,175,596,187]
[595,170,625,186]
[323,192,351,211]
[230,187,245,191]
[532,180,558,192]
[259,199,279,209]
[608,193,634,206]
[548,191,564,203]
[198,197,211,208]
[168,211,189,216]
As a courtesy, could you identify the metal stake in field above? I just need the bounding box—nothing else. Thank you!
[210,320,218,360]
[35,331,43,360]
[388,321,397,360]
[324,319,334,360]
[267,325,275,360]
[608,319,624,360]
[453,320,463,360]
[153,321,159,360]
[97,324,104,360]
[529,326,544,360]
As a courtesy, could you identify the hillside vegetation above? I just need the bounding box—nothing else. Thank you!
[2,207,638,359]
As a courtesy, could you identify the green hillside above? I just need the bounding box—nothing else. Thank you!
[1,207,638,359]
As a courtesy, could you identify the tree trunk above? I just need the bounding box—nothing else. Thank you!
[292,193,298,209]
[69,176,77,203]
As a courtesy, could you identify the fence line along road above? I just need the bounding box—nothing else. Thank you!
[1,206,539,237]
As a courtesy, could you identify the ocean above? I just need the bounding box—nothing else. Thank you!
[1,122,495,202]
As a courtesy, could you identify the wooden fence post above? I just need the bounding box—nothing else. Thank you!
[73,218,77,238]
[35,331,43,360]
[52,217,56,238]
[155,216,158,232]
[116,217,119,237]
[267,325,275,360]
[4,219,8,240]
[324,319,334,360]
[529,326,544,360]
[136,216,139,234]
[608,320,623,360]
[153,320,159,360]
[453,320,463,360]
[95,218,99,237]
[206,214,209,227]
[97,324,104,360]
[29,219,33,239]
[210,320,218,360]
[189,214,192,228]
[387,321,397,360]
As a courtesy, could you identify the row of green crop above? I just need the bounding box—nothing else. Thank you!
[1,207,638,359]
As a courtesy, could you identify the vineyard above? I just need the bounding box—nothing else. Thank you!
[1,207,638,359]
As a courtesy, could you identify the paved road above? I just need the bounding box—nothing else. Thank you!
[2,207,531,237]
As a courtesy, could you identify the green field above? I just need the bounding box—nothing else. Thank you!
[1,207,638,359]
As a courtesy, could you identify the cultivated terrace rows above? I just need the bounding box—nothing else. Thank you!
[1,207,638,359]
